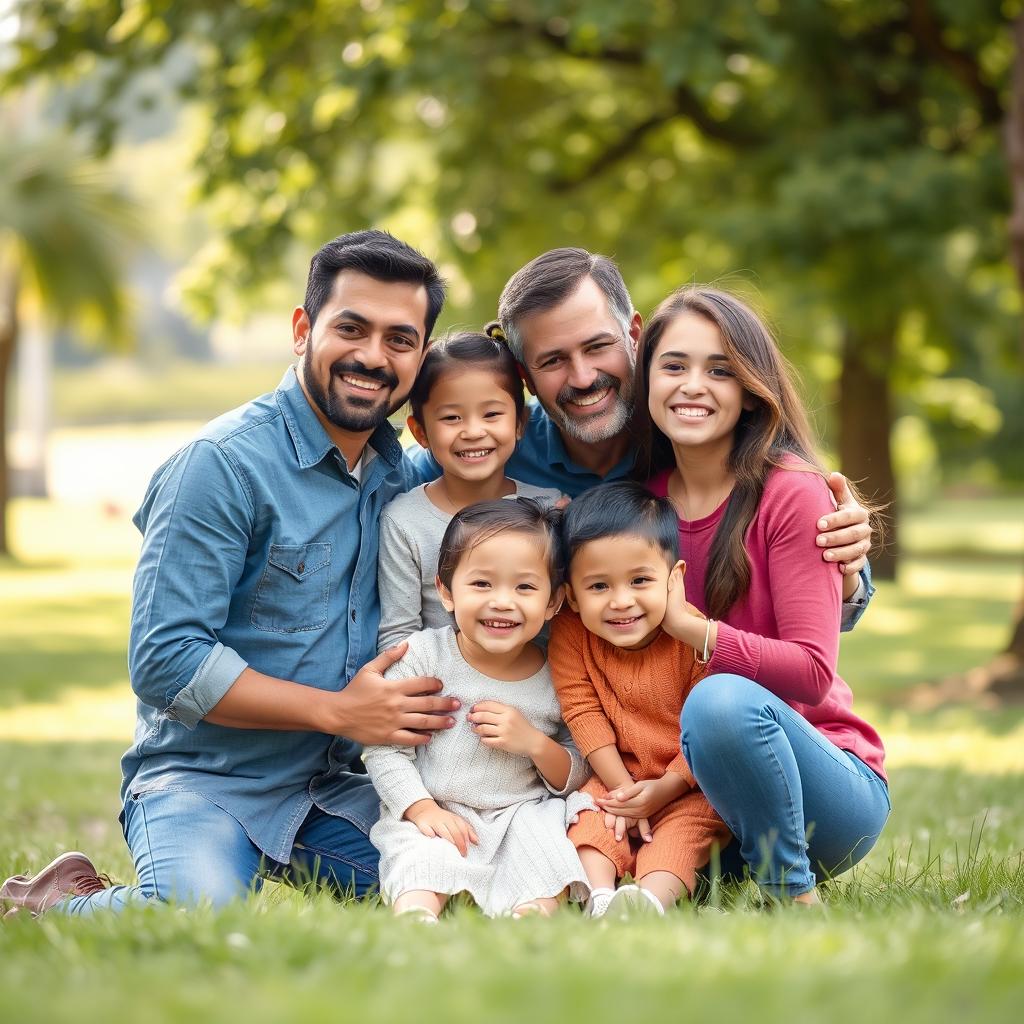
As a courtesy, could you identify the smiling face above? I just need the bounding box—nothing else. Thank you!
[516,277,638,445]
[293,269,428,437]
[437,531,561,661]
[646,311,750,459]
[408,368,523,486]
[566,534,673,650]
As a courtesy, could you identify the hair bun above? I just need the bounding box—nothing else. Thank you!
[484,320,507,342]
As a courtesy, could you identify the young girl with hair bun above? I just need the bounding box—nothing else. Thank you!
[376,329,560,653]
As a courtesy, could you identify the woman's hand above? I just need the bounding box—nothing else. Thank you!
[661,561,693,640]
[661,562,715,654]
[468,700,544,758]
[404,799,479,857]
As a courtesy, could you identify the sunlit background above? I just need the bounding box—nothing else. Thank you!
[1,3,1022,1022]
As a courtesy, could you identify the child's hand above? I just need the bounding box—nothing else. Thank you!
[603,811,652,843]
[404,799,479,857]
[598,776,681,821]
[468,700,543,758]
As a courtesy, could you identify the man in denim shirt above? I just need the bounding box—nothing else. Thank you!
[2,231,462,915]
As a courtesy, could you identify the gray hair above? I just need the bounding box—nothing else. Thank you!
[497,248,635,363]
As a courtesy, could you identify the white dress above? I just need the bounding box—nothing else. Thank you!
[364,627,593,916]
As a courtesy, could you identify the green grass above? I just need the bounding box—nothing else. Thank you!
[2,487,1023,1023]
[51,360,288,425]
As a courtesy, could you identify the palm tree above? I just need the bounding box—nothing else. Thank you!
[0,130,137,555]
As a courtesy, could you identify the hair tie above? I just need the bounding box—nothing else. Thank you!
[485,321,507,343]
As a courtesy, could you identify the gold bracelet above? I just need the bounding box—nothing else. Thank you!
[696,618,713,664]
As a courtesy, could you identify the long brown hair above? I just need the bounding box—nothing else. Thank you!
[633,286,843,620]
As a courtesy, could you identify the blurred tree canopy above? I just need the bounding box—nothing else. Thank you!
[4,0,1022,575]
[0,125,137,555]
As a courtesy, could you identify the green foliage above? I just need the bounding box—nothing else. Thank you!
[0,129,138,346]
[4,1,1021,483]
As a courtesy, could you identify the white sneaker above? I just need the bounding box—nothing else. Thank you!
[584,887,615,918]
[605,884,665,918]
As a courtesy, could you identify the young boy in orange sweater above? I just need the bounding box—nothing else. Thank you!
[549,481,731,917]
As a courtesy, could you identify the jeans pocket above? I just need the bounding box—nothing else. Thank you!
[251,542,331,632]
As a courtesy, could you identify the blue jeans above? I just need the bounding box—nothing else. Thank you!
[681,674,890,898]
[58,790,380,915]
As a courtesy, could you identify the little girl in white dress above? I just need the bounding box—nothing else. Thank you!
[364,499,591,920]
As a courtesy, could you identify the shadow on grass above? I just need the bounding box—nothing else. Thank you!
[0,593,129,707]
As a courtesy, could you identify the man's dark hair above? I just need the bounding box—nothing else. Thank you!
[561,481,678,569]
[497,247,634,363]
[303,229,446,336]
[437,498,564,592]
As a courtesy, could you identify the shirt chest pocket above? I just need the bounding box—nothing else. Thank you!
[251,542,332,633]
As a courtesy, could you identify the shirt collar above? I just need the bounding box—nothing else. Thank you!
[533,399,635,479]
[275,366,403,472]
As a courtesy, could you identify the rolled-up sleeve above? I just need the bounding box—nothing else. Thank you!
[840,564,874,632]
[129,440,255,728]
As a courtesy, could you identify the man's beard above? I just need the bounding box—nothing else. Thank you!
[551,371,634,444]
[302,357,402,433]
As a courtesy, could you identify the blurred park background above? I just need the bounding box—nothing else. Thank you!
[1,3,1023,1022]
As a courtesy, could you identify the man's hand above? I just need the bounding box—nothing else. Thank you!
[818,472,872,582]
[597,776,681,822]
[468,700,544,757]
[404,799,479,857]
[330,644,459,746]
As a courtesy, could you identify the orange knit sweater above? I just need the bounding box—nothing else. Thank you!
[548,609,706,786]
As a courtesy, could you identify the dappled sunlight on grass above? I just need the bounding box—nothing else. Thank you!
[903,561,1019,600]
[839,557,1018,699]
[0,683,134,741]
[879,709,1024,775]
[900,498,1024,558]
[8,497,141,566]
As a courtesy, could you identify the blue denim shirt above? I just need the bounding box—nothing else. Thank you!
[122,367,407,863]
[406,397,874,630]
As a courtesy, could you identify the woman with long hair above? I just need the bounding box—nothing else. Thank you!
[619,285,889,903]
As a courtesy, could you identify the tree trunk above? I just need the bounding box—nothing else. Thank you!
[1003,16,1024,667]
[913,14,1024,704]
[838,322,899,580]
[0,262,18,558]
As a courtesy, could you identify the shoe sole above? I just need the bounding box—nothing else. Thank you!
[0,851,98,916]
[605,887,663,919]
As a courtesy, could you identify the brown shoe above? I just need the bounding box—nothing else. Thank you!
[0,852,108,917]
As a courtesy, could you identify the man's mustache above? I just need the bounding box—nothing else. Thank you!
[330,360,398,391]
[556,372,620,407]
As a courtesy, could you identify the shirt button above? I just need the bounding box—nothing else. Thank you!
[351,609,357,622]
[297,561,305,574]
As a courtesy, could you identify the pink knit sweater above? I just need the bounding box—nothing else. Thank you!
[648,460,886,780]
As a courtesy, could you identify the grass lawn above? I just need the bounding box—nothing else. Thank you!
[1,485,1023,1023]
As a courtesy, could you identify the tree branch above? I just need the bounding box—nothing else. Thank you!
[548,84,768,192]
[908,0,1005,126]
[483,14,767,190]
